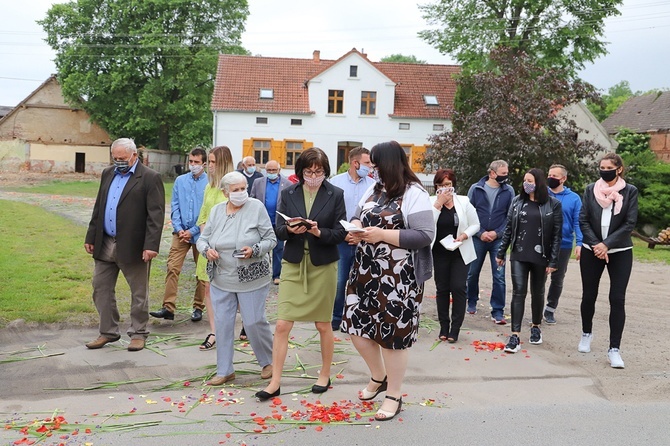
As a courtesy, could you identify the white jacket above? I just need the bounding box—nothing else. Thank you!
[430,194,480,265]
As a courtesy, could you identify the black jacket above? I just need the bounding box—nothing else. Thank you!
[497,195,563,268]
[580,182,638,249]
[277,181,347,266]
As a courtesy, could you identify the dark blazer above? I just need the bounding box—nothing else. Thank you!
[86,162,166,264]
[497,195,563,268]
[237,168,264,192]
[277,181,346,266]
[250,175,293,215]
[580,182,638,250]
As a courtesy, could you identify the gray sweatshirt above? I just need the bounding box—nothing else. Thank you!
[197,198,277,293]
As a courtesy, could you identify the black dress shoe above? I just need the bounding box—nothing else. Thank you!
[255,387,281,401]
[149,307,174,320]
[191,308,203,322]
[311,378,331,394]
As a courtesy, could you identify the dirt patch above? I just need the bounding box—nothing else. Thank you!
[0,171,99,186]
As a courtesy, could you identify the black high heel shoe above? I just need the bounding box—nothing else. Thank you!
[255,387,280,401]
[359,376,387,401]
[374,395,402,421]
[311,378,331,394]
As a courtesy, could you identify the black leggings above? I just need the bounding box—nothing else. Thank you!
[432,249,468,339]
[580,248,632,349]
[510,260,547,333]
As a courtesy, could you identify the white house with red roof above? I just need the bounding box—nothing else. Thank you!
[211,49,459,179]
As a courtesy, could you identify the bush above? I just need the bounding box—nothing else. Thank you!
[337,163,350,175]
[624,160,670,234]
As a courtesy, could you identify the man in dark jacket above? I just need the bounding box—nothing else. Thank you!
[466,160,514,324]
[84,138,165,352]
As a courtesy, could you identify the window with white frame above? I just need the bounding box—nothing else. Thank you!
[433,124,445,131]
[399,122,410,130]
[259,88,274,99]
[256,117,268,124]
[424,95,439,105]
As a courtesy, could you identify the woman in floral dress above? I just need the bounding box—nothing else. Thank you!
[342,141,434,421]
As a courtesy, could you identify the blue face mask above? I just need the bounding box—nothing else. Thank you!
[267,173,278,180]
[356,163,371,178]
[246,166,256,175]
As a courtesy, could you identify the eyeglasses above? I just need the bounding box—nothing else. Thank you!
[303,169,325,177]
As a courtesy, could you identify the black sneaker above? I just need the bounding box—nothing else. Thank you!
[530,326,543,344]
[543,310,556,325]
[504,334,520,353]
[191,308,203,322]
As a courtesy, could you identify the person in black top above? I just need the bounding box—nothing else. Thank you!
[496,168,562,353]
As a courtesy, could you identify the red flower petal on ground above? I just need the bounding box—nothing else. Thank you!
[271,397,282,405]
[184,381,191,387]
[315,426,323,431]
[36,425,48,433]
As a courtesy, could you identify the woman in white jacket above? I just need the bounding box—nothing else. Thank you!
[431,169,480,342]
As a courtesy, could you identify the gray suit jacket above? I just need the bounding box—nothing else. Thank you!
[250,175,293,215]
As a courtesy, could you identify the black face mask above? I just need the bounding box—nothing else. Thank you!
[599,169,617,182]
[547,177,561,189]
[495,175,508,185]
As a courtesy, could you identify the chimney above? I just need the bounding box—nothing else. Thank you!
[313,50,320,63]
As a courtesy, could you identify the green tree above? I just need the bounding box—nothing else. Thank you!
[419,0,622,75]
[587,80,634,121]
[423,48,604,193]
[39,0,249,151]
[380,54,426,64]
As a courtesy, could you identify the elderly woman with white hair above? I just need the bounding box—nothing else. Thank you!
[197,171,277,385]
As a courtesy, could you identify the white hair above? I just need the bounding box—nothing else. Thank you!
[220,171,247,192]
[111,138,137,154]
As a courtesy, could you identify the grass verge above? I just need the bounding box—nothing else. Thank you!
[2,179,174,202]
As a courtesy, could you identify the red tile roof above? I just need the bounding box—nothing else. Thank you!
[211,51,460,119]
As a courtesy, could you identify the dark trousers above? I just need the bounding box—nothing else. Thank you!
[332,242,356,329]
[510,260,547,333]
[546,248,573,310]
[432,248,469,339]
[580,248,632,349]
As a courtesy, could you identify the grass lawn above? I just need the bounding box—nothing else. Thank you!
[632,237,670,264]
[0,200,169,327]
[3,179,175,202]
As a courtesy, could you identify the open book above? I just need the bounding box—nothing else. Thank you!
[439,234,462,251]
[339,220,366,233]
[276,211,314,229]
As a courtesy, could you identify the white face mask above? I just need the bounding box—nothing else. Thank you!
[228,190,248,206]
[189,164,204,176]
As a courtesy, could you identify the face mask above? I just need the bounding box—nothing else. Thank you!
[600,169,617,182]
[372,169,383,185]
[303,175,325,188]
[523,182,536,194]
[495,174,508,185]
[228,190,248,206]
[189,164,204,176]
[437,186,455,196]
[547,177,561,189]
[246,166,256,175]
[114,159,131,172]
[356,163,371,178]
[267,173,278,181]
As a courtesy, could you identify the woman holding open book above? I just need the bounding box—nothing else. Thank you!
[430,169,480,343]
[256,147,346,401]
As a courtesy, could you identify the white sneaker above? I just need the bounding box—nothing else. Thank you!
[608,348,625,368]
[578,333,593,353]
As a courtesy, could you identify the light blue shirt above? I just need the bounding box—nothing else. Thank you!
[171,171,208,243]
[103,160,139,237]
[329,171,375,221]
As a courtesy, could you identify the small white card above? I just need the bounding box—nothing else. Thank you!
[339,220,365,233]
[439,234,462,251]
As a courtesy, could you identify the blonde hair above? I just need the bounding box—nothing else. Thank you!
[208,146,233,188]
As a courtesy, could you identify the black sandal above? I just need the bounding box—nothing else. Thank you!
[359,375,387,401]
[200,333,216,351]
[375,395,402,421]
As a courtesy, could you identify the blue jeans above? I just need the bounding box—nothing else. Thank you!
[332,242,355,329]
[272,237,284,280]
[466,237,506,318]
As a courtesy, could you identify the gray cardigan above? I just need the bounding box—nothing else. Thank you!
[196,198,276,292]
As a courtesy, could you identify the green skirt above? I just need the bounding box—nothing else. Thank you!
[277,253,337,322]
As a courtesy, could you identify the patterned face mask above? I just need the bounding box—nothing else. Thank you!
[372,168,383,185]
[303,175,325,188]
[523,182,536,194]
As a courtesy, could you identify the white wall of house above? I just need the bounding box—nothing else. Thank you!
[560,103,618,152]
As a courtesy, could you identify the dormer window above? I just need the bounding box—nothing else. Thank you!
[259,88,274,99]
[350,65,358,77]
[424,95,439,106]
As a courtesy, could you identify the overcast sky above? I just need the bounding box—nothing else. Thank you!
[1,0,668,107]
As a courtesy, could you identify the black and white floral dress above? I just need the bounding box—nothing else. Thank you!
[341,191,423,349]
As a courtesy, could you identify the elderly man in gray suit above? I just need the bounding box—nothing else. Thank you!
[250,160,293,285]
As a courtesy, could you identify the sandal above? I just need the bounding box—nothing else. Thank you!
[239,326,247,341]
[375,395,402,421]
[359,375,387,401]
[199,333,216,351]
